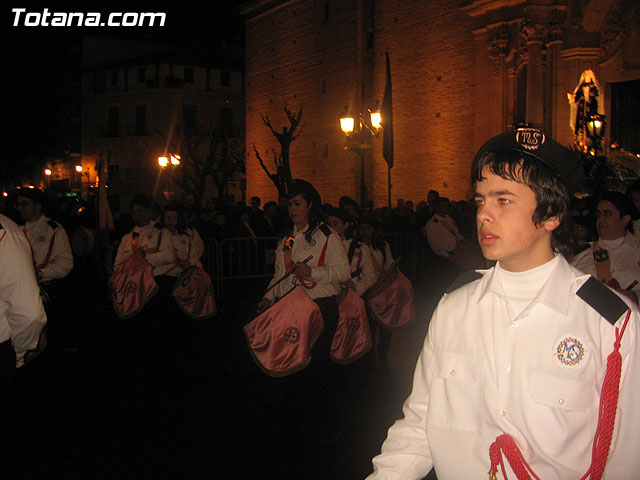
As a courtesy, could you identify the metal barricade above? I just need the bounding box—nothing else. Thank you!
[204,233,415,298]
[204,236,278,297]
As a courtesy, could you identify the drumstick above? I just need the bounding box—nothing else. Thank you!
[262,255,313,296]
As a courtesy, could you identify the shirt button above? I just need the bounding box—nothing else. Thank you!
[510,321,518,328]
[500,410,507,417]
[504,364,511,372]
[559,398,565,406]
[576,279,582,285]
[450,370,456,376]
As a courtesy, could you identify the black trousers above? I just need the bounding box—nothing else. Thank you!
[0,340,16,407]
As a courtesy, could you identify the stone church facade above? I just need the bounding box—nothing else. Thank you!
[242,0,639,206]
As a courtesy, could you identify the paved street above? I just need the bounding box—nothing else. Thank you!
[2,272,446,480]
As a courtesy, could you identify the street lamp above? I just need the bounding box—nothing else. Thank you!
[339,105,382,206]
[586,113,606,154]
[158,153,181,200]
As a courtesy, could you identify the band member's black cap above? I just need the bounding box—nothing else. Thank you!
[288,179,322,207]
[16,187,46,207]
[473,128,584,195]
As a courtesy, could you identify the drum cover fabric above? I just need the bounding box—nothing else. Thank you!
[172,266,217,319]
[109,253,158,319]
[367,270,415,330]
[244,287,323,377]
[331,289,372,364]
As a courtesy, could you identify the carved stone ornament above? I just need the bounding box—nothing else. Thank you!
[601,0,636,62]
[487,28,511,77]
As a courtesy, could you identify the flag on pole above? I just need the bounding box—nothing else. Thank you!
[381,52,394,169]
[97,158,114,230]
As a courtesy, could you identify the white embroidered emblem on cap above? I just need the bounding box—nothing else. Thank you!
[555,336,587,367]
[516,128,545,151]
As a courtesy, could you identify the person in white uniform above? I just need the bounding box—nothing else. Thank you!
[423,197,465,259]
[571,190,640,305]
[0,213,47,403]
[367,129,640,480]
[161,204,205,279]
[327,208,376,297]
[15,188,73,283]
[255,179,351,445]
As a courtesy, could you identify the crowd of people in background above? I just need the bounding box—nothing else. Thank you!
[2,178,640,298]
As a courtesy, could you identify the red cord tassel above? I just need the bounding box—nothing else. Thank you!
[488,309,631,480]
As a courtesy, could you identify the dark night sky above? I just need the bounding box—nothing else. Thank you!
[4,1,244,173]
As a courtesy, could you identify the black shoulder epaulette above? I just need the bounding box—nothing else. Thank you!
[347,240,360,263]
[576,276,629,326]
[318,224,331,237]
[47,219,59,230]
[573,243,590,255]
[445,270,482,294]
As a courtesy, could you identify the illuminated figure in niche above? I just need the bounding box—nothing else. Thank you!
[567,69,604,148]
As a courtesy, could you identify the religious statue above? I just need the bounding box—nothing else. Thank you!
[567,69,604,148]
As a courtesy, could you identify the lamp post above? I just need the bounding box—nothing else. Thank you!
[44,168,52,192]
[339,105,381,206]
[158,153,181,200]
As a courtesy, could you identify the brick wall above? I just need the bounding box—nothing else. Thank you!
[245,0,479,206]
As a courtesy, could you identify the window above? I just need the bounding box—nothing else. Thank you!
[138,67,146,83]
[610,79,640,152]
[221,70,231,87]
[184,67,194,83]
[183,104,197,134]
[135,105,146,136]
[94,71,106,94]
[111,70,118,86]
[107,107,119,137]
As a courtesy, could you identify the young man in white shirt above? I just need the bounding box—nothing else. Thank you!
[367,129,640,479]
[572,190,640,305]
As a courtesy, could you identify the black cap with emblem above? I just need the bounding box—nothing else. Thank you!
[473,128,584,195]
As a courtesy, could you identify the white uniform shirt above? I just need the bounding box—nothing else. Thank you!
[22,215,73,282]
[369,242,395,279]
[572,232,640,297]
[343,238,376,297]
[114,221,174,276]
[0,214,47,364]
[368,255,640,480]
[423,213,464,258]
[263,223,349,302]
[165,227,205,277]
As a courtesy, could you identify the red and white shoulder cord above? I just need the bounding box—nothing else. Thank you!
[488,308,632,480]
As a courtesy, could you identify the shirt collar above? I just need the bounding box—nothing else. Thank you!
[475,254,578,316]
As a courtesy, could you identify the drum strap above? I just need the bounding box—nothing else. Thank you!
[370,250,384,276]
[592,242,617,288]
[285,235,330,290]
[23,224,58,272]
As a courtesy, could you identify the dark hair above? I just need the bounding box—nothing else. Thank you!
[283,179,326,243]
[162,203,189,234]
[471,148,572,255]
[129,193,153,211]
[357,214,388,259]
[16,187,46,208]
[327,207,353,225]
[598,191,639,233]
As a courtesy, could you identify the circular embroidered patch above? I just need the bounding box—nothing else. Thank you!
[555,336,587,367]
[347,318,359,330]
[126,282,137,293]
[398,292,409,306]
[284,327,300,344]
